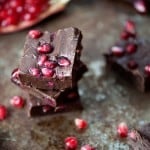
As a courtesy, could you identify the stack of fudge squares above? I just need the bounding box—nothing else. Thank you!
[11,27,87,117]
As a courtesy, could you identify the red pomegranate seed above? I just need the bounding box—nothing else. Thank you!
[44,60,57,69]
[65,136,78,150]
[37,43,53,54]
[10,96,25,108]
[81,145,95,150]
[28,30,43,39]
[125,20,136,35]
[41,68,55,77]
[57,56,71,67]
[111,46,125,57]
[127,60,138,69]
[121,30,130,40]
[144,65,150,76]
[128,131,137,140]
[117,122,128,138]
[37,55,48,66]
[74,118,88,130]
[11,68,20,78]
[0,105,7,120]
[9,0,24,8]
[126,43,137,54]
[29,68,41,77]
[134,0,147,13]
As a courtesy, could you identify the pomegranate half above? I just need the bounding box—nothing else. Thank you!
[0,0,70,34]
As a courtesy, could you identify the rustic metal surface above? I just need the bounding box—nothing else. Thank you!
[0,0,150,149]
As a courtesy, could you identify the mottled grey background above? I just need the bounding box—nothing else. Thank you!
[0,0,150,149]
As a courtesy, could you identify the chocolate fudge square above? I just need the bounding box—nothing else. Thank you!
[19,27,83,91]
[11,61,87,107]
[105,39,150,92]
[27,88,83,117]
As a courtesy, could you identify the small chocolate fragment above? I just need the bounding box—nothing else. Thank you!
[27,88,83,117]
[18,27,83,91]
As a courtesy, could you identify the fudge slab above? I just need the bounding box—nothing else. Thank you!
[105,39,150,92]
[19,27,82,90]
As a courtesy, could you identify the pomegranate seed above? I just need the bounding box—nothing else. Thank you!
[134,0,147,13]
[74,118,88,130]
[10,96,25,108]
[125,20,136,35]
[127,60,138,69]
[57,56,71,67]
[9,0,24,8]
[121,30,130,40]
[65,136,78,150]
[128,131,137,140]
[117,122,128,138]
[37,55,48,66]
[11,68,20,79]
[41,68,55,77]
[81,145,95,150]
[28,30,43,39]
[44,60,57,69]
[0,105,7,120]
[29,68,41,77]
[37,43,53,54]
[111,46,125,57]
[144,65,150,76]
[126,43,137,54]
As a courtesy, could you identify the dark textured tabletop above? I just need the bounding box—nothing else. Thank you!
[0,0,150,149]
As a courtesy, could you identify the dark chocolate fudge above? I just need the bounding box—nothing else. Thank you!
[11,61,87,107]
[104,20,150,92]
[18,27,83,91]
[27,88,83,117]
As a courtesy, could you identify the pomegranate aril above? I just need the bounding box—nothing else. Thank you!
[9,0,25,8]
[125,20,136,35]
[29,68,41,77]
[65,136,78,150]
[117,122,128,138]
[144,65,150,76]
[41,68,55,77]
[0,105,7,120]
[37,43,53,54]
[111,46,125,57]
[126,43,137,54]
[121,30,130,40]
[10,96,25,108]
[28,30,43,39]
[74,118,88,130]
[38,55,48,66]
[57,56,71,67]
[81,145,95,150]
[44,60,57,69]
[127,60,138,69]
[134,0,147,13]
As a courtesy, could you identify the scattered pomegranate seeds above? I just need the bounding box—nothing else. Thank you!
[125,20,136,35]
[65,136,78,150]
[41,68,55,78]
[80,145,95,150]
[0,105,7,120]
[74,118,88,130]
[117,122,128,138]
[121,30,130,40]
[28,30,43,39]
[37,43,53,54]
[111,46,125,57]
[126,43,137,54]
[134,0,147,13]
[29,68,41,77]
[10,96,25,108]
[57,56,71,67]
[144,65,150,76]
